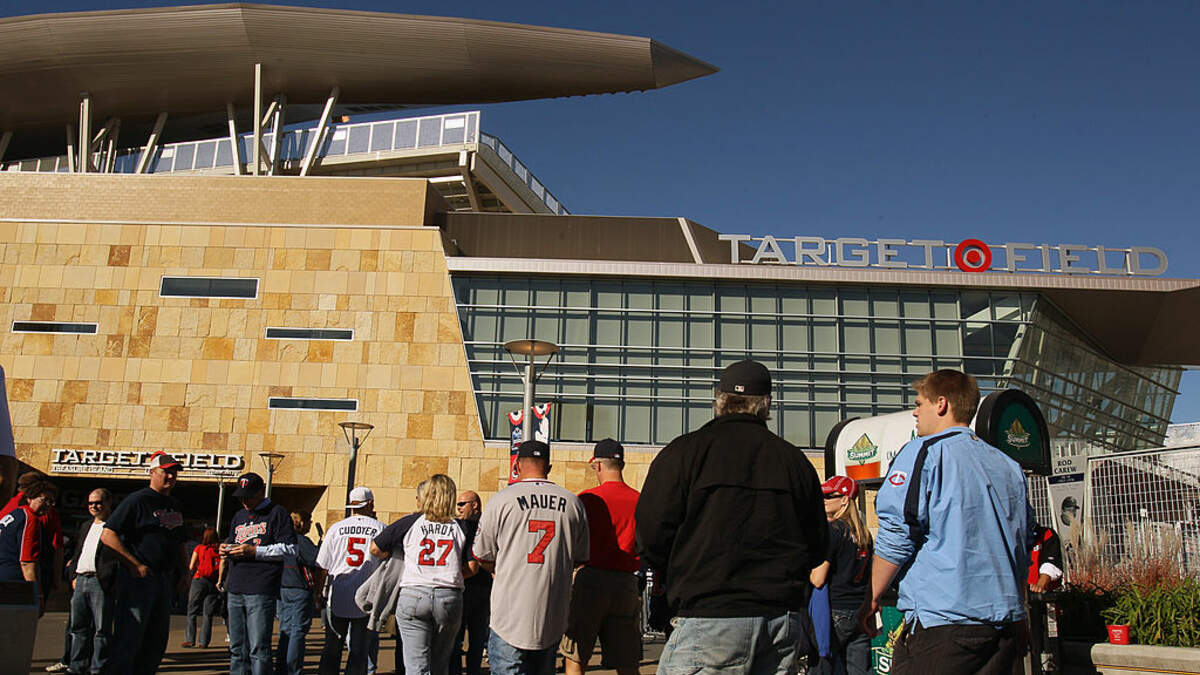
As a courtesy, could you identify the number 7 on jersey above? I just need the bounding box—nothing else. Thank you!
[527,519,556,564]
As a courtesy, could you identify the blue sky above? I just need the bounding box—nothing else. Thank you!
[5,1,1200,424]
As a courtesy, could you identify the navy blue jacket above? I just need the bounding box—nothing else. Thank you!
[226,499,297,595]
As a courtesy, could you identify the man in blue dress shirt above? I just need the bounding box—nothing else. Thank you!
[859,369,1035,674]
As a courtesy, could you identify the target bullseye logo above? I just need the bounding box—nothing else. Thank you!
[954,238,992,273]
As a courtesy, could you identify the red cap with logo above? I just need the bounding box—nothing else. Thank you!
[821,475,859,499]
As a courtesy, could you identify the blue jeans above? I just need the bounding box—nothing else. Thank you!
[106,570,173,675]
[69,574,111,674]
[487,629,557,675]
[658,612,806,675]
[276,587,313,675]
[228,592,278,675]
[451,585,489,675]
[319,609,374,675]
[186,577,222,647]
[396,586,463,675]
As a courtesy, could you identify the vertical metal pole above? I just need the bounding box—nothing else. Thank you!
[522,353,535,443]
[226,102,243,176]
[215,479,226,535]
[265,464,274,499]
[78,93,91,173]
[345,435,359,517]
[252,63,262,176]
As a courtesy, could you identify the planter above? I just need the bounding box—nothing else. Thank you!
[1086,642,1200,674]
[1107,624,1130,645]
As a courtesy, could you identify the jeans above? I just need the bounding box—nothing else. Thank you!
[812,610,870,675]
[450,585,489,675]
[276,587,314,675]
[186,577,222,647]
[486,629,557,675]
[658,612,806,675]
[69,574,111,674]
[105,570,173,675]
[396,587,463,675]
[229,592,278,675]
[319,609,374,675]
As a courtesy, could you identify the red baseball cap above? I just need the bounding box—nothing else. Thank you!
[147,451,181,471]
[821,475,859,499]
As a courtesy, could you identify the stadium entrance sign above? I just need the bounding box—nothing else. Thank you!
[717,235,1168,276]
[51,448,245,478]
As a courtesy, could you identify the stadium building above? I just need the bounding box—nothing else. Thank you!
[2,4,1198,530]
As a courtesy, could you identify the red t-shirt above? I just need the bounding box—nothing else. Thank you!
[578,481,640,573]
[194,544,221,581]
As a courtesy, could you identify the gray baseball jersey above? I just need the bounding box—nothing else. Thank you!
[472,478,589,650]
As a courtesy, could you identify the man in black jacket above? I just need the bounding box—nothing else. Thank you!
[636,360,828,675]
[68,488,118,674]
[219,472,297,675]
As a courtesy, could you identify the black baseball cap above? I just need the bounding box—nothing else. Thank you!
[718,360,771,396]
[591,438,624,462]
[232,472,266,498]
[516,440,550,460]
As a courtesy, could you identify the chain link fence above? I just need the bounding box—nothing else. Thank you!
[1084,445,1200,574]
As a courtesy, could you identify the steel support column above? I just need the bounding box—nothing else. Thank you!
[459,150,482,211]
[77,93,91,173]
[65,125,77,173]
[299,87,339,177]
[226,103,243,175]
[268,95,285,175]
[252,63,262,176]
[135,112,167,175]
[0,131,11,165]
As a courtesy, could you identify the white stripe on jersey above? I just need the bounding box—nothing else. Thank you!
[400,515,467,589]
[316,514,386,618]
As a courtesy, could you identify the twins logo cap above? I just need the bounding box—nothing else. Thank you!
[346,486,374,508]
[821,475,859,499]
[516,440,550,460]
[232,472,265,498]
[147,451,181,472]
[590,438,624,462]
[717,360,771,396]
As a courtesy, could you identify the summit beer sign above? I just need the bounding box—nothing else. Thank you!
[717,235,1168,277]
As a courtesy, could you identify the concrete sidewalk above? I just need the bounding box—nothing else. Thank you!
[29,611,666,674]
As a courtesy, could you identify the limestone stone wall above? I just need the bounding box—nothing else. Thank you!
[0,173,490,524]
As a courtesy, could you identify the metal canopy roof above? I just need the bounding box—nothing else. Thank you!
[0,3,717,156]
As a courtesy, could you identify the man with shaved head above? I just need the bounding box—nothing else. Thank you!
[452,490,490,675]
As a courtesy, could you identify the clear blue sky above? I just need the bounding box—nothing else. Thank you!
[5,1,1200,425]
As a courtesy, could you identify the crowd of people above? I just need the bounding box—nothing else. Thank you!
[0,362,1059,675]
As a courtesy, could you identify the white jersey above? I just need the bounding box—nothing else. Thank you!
[401,515,469,589]
[472,479,589,650]
[316,514,386,618]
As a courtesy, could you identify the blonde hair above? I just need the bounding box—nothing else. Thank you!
[833,497,872,551]
[421,474,457,523]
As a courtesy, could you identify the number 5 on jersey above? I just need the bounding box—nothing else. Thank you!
[527,519,556,564]
[345,536,367,567]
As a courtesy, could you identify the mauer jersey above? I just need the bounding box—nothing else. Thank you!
[0,505,40,582]
[316,514,386,619]
[472,478,589,650]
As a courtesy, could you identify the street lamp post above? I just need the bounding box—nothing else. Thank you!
[257,452,286,498]
[502,339,560,443]
[338,421,374,517]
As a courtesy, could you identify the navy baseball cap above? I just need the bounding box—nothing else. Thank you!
[591,438,624,462]
[718,360,772,396]
[516,440,550,460]
[233,472,266,498]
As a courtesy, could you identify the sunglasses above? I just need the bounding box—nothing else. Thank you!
[88,501,105,507]
[456,501,478,507]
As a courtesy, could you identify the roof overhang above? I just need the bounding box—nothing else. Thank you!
[0,3,717,156]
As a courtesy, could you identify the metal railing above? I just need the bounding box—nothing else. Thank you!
[2,110,568,214]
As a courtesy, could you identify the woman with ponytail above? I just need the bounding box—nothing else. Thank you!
[810,476,873,675]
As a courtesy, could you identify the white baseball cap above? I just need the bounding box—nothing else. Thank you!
[346,486,374,508]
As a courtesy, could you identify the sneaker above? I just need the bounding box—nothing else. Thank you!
[45,664,70,673]
[181,641,194,648]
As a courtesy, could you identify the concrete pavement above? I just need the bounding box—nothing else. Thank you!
[29,611,666,674]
